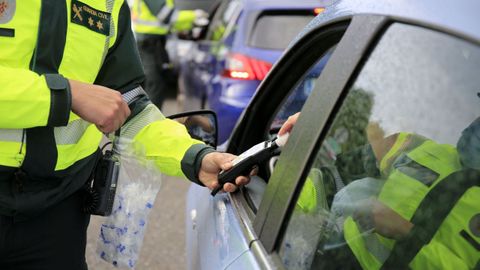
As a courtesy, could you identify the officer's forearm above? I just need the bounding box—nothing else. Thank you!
[69,79,130,133]
[0,66,70,128]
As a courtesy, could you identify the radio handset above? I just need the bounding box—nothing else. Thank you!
[84,130,121,216]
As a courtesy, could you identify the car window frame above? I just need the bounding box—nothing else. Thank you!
[222,15,390,268]
[223,15,386,264]
[253,14,389,255]
[229,20,352,216]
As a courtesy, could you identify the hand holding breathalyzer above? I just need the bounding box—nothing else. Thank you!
[211,132,290,196]
[198,152,251,193]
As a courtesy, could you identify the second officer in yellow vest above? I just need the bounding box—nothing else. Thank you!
[131,0,203,109]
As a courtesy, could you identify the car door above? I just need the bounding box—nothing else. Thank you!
[236,16,480,270]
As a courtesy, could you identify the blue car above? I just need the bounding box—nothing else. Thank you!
[183,0,480,269]
[178,0,324,144]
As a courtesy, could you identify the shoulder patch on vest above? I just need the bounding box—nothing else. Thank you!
[71,0,110,36]
[0,0,15,24]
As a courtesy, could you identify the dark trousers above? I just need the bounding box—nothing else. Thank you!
[0,190,90,270]
[137,34,177,109]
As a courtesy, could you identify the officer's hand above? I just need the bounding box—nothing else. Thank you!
[198,152,255,192]
[69,79,130,133]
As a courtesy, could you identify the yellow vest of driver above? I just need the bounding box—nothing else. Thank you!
[344,133,480,269]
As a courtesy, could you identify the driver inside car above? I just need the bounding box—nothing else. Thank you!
[279,113,480,269]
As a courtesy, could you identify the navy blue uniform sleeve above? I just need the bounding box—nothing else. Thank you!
[143,0,167,16]
[94,1,145,94]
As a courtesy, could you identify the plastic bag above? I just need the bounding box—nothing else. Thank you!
[96,138,162,269]
[330,177,384,226]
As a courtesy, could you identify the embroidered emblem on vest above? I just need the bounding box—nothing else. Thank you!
[0,0,15,24]
[71,0,110,36]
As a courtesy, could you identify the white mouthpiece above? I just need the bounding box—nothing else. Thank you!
[275,132,290,147]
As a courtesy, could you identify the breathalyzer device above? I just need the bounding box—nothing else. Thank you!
[211,133,289,196]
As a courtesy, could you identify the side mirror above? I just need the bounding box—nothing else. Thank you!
[168,110,218,149]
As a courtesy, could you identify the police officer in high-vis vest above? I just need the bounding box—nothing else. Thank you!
[131,0,203,109]
[0,1,249,269]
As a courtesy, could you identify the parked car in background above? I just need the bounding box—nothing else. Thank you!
[164,0,217,99]
[178,0,325,144]
[183,0,480,269]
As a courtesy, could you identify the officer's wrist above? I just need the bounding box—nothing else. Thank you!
[181,144,215,186]
[45,74,71,127]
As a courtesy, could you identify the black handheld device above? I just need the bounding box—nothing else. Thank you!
[211,133,289,196]
[84,149,120,216]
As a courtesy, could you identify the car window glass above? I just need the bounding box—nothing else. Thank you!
[279,23,480,270]
[270,47,334,131]
[250,13,316,50]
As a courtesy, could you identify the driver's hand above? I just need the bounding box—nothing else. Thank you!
[353,198,413,240]
[278,112,300,136]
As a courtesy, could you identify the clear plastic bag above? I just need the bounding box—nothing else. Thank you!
[330,177,384,226]
[96,138,162,269]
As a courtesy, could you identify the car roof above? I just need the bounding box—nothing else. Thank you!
[296,0,480,42]
[240,0,324,11]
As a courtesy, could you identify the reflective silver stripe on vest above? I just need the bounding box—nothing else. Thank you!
[169,10,179,26]
[101,0,115,64]
[157,5,174,24]
[121,103,165,140]
[0,129,23,142]
[122,86,147,105]
[54,119,91,144]
[53,86,147,144]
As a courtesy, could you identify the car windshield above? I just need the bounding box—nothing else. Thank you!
[249,12,315,50]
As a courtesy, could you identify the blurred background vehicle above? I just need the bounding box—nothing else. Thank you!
[184,0,480,269]
[177,0,325,144]
[165,0,217,79]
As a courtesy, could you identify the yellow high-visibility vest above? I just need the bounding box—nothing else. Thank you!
[0,0,203,177]
[131,0,196,35]
[344,133,480,269]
